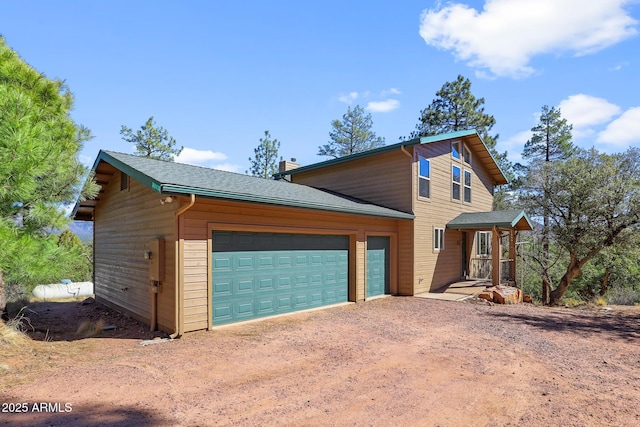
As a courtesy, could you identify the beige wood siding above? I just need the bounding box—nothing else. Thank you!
[93,163,177,331]
[412,138,495,293]
[181,198,407,329]
[291,150,413,213]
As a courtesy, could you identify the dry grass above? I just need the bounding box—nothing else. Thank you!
[76,319,104,338]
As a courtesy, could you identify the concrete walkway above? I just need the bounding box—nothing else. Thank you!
[414,279,492,301]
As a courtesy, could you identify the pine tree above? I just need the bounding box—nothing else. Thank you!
[120,116,183,161]
[248,131,281,178]
[318,105,385,158]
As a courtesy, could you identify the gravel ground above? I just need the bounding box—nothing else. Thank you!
[1,296,639,426]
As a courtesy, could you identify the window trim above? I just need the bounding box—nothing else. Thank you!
[120,171,130,191]
[463,145,472,165]
[476,231,491,256]
[418,155,431,200]
[452,165,461,201]
[463,169,472,204]
[434,227,445,251]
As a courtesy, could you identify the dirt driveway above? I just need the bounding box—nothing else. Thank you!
[2,297,639,426]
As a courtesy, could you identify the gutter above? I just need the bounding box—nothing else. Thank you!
[169,194,196,339]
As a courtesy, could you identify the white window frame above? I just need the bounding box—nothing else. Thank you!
[418,156,430,199]
[463,169,472,203]
[463,145,472,165]
[434,227,445,251]
[476,231,491,256]
[452,165,461,201]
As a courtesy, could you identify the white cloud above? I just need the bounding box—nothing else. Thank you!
[501,130,532,164]
[175,147,227,165]
[338,92,359,104]
[558,94,621,138]
[211,163,243,173]
[366,99,400,113]
[419,0,638,78]
[381,87,401,96]
[597,107,640,146]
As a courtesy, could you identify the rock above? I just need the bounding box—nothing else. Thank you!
[523,295,533,303]
[491,287,522,304]
[478,291,494,302]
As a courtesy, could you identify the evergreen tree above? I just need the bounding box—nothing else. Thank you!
[0,37,99,316]
[520,105,575,304]
[120,116,183,161]
[318,105,385,158]
[248,130,281,178]
[409,75,512,208]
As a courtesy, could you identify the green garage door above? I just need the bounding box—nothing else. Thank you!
[366,236,390,298]
[212,231,349,325]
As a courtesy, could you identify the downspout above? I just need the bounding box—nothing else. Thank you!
[400,145,412,158]
[169,194,196,339]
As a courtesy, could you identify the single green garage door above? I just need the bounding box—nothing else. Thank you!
[366,236,390,298]
[212,231,349,325]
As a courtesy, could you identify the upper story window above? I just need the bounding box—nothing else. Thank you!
[419,156,430,199]
[452,141,461,160]
[434,227,444,251]
[476,231,491,256]
[452,165,461,201]
[464,170,472,203]
[463,146,471,165]
[120,171,129,191]
[453,140,472,165]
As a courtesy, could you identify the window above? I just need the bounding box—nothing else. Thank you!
[476,231,490,256]
[452,165,461,200]
[463,146,471,164]
[464,170,472,203]
[419,156,430,198]
[120,171,129,191]
[452,141,461,160]
[434,228,444,251]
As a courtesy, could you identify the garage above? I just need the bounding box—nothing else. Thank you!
[366,236,390,298]
[211,231,350,325]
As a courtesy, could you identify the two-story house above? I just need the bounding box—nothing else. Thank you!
[73,130,531,335]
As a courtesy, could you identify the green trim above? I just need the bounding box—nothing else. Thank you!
[273,129,508,185]
[160,183,415,220]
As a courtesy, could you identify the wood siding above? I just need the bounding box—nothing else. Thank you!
[291,150,413,213]
[93,162,178,331]
[182,198,407,330]
[412,139,495,293]
[286,137,497,295]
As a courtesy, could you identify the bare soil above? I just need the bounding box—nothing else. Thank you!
[1,297,639,426]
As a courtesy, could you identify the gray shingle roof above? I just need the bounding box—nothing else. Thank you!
[447,210,533,230]
[72,150,414,221]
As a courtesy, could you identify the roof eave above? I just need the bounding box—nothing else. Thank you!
[160,184,415,220]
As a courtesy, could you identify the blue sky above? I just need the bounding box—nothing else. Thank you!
[1,0,639,171]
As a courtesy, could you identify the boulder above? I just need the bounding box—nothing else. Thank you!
[477,291,494,302]
[492,286,522,304]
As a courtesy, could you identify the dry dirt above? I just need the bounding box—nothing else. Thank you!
[1,296,639,426]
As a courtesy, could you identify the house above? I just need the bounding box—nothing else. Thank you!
[72,130,532,336]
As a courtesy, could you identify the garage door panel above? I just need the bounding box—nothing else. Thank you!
[366,236,390,298]
[212,232,348,325]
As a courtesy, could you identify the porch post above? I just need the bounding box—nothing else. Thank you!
[492,226,500,286]
[509,229,516,286]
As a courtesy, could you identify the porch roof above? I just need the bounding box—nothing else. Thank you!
[446,210,533,231]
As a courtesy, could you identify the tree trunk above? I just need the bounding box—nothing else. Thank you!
[0,270,6,321]
[549,261,582,305]
[599,267,610,297]
[541,214,550,305]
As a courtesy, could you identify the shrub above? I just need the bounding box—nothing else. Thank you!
[606,286,640,306]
